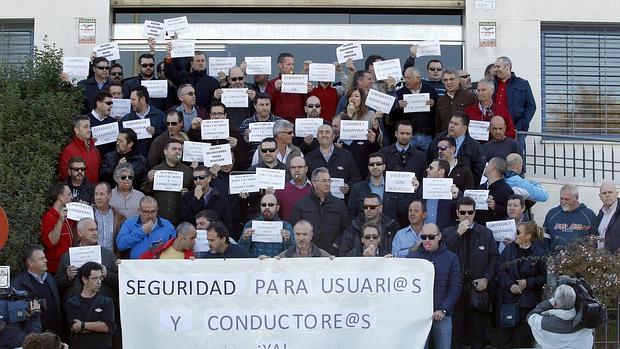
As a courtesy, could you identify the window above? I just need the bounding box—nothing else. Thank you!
[0,21,34,65]
[542,24,620,135]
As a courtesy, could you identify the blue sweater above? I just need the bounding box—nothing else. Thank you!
[543,203,598,250]
[408,245,462,314]
[116,216,176,259]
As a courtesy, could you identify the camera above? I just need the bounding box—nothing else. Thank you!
[557,275,607,329]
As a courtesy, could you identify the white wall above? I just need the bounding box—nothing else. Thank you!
[3,0,110,57]
[465,0,620,133]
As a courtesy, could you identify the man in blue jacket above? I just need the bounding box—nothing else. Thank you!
[408,223,461,349]
[493,56,536,152]
[543,184,598,250]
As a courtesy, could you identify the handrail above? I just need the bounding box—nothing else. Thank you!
[519,131,620,143]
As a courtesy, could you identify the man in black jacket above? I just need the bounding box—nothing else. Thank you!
[475,157,514,225]
[443,196,499,349]
[290,167,350,255]
[598,180,620,252]
[100,128,148,188]
[378,120,427,180]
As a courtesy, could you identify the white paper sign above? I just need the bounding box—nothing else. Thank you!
[309,63,336,82]
[182,141,211,163]
[463,190,490,211]
[415,41,442,57]
[111,99,131,120]
[93,42,120,61]
[122,119,152,139]
[480,162,489,185]
[487,219,517,242]
[229,174,259,194]
[385,171,416,193]
[330,178,345,199]
[221,88,249,108]
[194,230,209,252]
[201,119,230,140]
[251,221,284,243]
[295,118,324,138]
[373,58,403,81]
[244,56,272,75]
[62,57,90,79]
[422,178,453,200]
[203,144,233,166]
[475,0,496,10]
[0,266,9,289]
[153,170,184,192]
[281,74,308,94]
[69,245,102,268]
[66,202,94,221]
[142,20,166,41]
[469,120,491,141]
[339,120,368,141]
[92,122,119,146]
[404,93,431,113]
[171,40,195,58]
[164,16,190,34]
[248,122,275,142]
[336,42,364,64]
[256,168,286,190]
[209,57,236,77]
[141,79,168,98]
[366,89,396,114]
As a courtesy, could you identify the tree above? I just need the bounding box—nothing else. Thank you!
[0,39,83,270]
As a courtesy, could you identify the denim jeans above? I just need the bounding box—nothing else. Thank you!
[410,132,433,151]
[424,315,452,349]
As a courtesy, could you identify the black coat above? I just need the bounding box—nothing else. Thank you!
[305,146,361,186]
[392,80,439,136]
[122,75,169,111]
[599,199,620,253]
[450,160,475,192]
[496,240,546,308]
[475,178,514,224]
[100,150,148,189]
[348,179,414,228]
[290,192,350,255]
[164,60,220,108]
[340,139,381,180]
[11,271,62,333]
[443,222,499,286]
[378,144,427,180]
[339,213,400,256]
[428,131,487,185]
[178,187,233,232]
[77,77,111,112]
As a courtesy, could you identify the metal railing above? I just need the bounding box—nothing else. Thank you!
[597,299,620,348]
[521,131,620,183]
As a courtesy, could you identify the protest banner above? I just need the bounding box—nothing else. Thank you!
[92,122,119,146]
[372,59,403,81]
[336,42,363,63]
[201,119,230,140]
[365,89,396,114]
[281,74,308,94]
[403,93,430,113]
[486,219,517,242]
[245,57,271,75]
[119,258,434,349]
[385,171,416,193]
[69,246,102,268]
[153,171,184,192]
[209,57,236,77]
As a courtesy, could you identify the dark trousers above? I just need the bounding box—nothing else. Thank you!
[497,307,534,349]
[452,295,488,349]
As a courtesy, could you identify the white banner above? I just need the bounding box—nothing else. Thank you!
[339,120,368,141]
[93,42,120,61]
[141,80,168,99]
[153,170,184,192]
[111,99,131,120]
[281,74,308,94]
[385,171,416,193]
[171,40,195,58]
[244,56,272,75]
[201,119,230,140]
[122,119,152,139]
[66,202,94,221]
[308,63,336,82]
[119,258,434,349]
[209,57,236,77]
[182,141,211,163]
[221,88,249,108]
[336,42,364,63]
[365,89,396,114]
[468,120,490,141]
[295,118,323,138]
[404,93,431,113]
[372,58,403,81]
[143,20,166,41]
[92,122,119,146]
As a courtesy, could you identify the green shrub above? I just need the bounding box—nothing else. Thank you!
[0,39,84,270]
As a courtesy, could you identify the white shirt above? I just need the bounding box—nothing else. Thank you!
[598,200,618,249]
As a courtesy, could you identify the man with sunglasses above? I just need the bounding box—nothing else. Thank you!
[65,157,94,204]
[124,53,171,111]
[393,200,426,257]
[435,68,477,133]
[109,64,124,84]
[147,111,185,168]
[239,193,294,257]
[179,165,233,232]
[88,91,118,156]
[340,193,399,256]
[420,159,459,230]
[171,84,207,133]
[117,196,176,259]
[78,57,112,112]
[443,196,498,349]
[435,136,475,192]
[352,222,389,257]
[212,66,257,130]
[251,120,301,168]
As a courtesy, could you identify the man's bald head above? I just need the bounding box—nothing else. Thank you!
[490,115,507,141]
[506,153,523,172]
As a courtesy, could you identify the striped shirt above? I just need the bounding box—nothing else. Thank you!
[110,188,144,219]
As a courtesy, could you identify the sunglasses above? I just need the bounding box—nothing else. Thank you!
[420,234,438,240]
[120,175,134,180]
[436,145,449,151]
[261,148,277,153]
[260,202,277,207]
[193,175,209,180]
[103,101,113,106]
[167,122,178,126]
[458,210,475,215]
[306,104,321,108]
[110,72,123,76]
[368,162,384,167]
[460,74,470,78]
[363,234,379,240]
[70,167,86,172]
[428,67,442,72]
[279,130,294,135]
[229,76,244,81]
[94,66,110,70]
[141,63,155,68]
[363,205,380,210]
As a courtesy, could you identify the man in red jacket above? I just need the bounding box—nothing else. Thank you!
[463,79,516,141]
[40,183,76,273]
[57,115,101,183]
[265,52,310,123]
[140,222,197,259]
